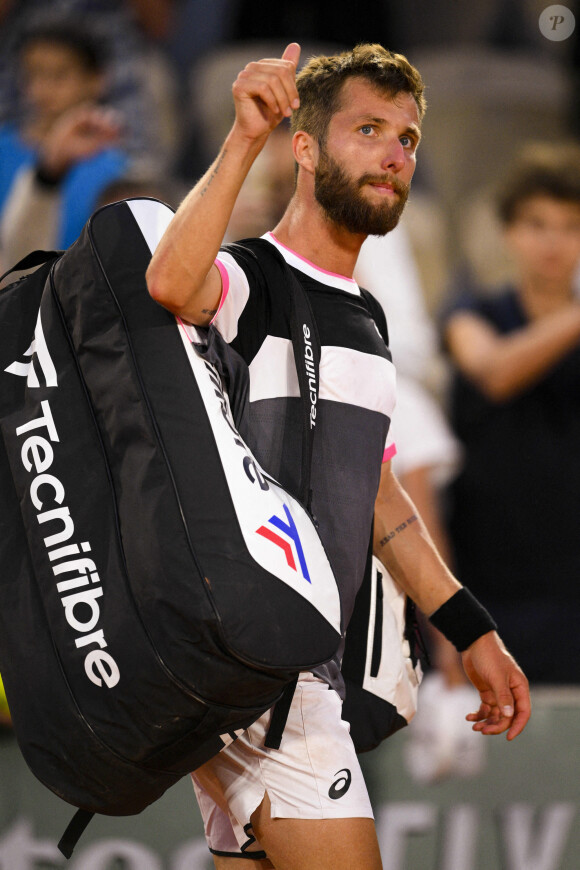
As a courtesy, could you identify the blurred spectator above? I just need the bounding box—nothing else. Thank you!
[355,228,445,384]
[0,1,177,172]
[0,19,129,269]
[356,230,469,689]
[356,228,485,784]
[442,142,580,684]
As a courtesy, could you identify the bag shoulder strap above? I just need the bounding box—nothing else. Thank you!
[230,238,321,513]
[58,809,95,858]
[0,250,62,286]
[359,285,389,347]
[227,239,322,749]
[283,261,321,514]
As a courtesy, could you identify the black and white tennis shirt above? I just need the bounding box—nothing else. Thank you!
[214,233,397,690]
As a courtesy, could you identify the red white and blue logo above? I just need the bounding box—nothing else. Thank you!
[256,503,311,583]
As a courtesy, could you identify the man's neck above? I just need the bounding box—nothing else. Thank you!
[272,195,366,279]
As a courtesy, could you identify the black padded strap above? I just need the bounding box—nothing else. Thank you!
[0,250,61,285]
[210,847,269,860]
[284,265,321,511]
[264,676,298,750]
[227,240,321,750]
[234,238,321,512]
[58,809,95,858]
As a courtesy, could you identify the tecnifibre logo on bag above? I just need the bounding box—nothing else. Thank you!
[13,404,121,689]
[7,312,121,690]
[4,312,57,388]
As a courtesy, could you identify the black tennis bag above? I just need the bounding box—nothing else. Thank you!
[0,198,341,849]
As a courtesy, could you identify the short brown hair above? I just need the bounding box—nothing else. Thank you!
[291,43,426,145]
[20,20,106,73]
[498,142,580,224]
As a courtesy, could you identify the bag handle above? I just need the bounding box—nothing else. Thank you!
[0,250,62,285]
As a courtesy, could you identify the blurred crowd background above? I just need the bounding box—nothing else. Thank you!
[1,0,579,736]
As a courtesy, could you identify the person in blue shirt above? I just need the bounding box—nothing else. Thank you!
[0,20,128,269]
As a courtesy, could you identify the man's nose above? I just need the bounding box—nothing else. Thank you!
[380,139,405,173]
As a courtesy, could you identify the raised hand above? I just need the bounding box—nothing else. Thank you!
[231,42,301,143]
[146,41,302,326]
[40,104,122,179]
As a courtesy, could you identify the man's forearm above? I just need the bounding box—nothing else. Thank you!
[146,128,267,320]
[373,464,461,615]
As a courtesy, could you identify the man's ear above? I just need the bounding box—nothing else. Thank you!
[293,130,318,176]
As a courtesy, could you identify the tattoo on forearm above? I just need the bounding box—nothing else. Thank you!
[200,148,227,197]
[378,514,417,548]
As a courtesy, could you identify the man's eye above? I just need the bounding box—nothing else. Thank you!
[360,125,374,135]
[400,135,413,148]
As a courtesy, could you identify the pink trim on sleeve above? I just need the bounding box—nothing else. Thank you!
[382,443,397,463]
[212,258,230,323]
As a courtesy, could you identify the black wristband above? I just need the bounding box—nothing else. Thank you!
[429,588,497,652]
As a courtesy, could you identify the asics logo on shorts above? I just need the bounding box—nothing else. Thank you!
[256,503,311,582]
[328,768,352,800]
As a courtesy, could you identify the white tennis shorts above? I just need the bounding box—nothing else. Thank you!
[191,672,373,859]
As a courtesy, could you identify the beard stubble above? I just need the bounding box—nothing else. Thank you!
[314,146,410,236]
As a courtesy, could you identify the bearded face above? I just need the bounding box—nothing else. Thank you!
[314,144,410,236]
